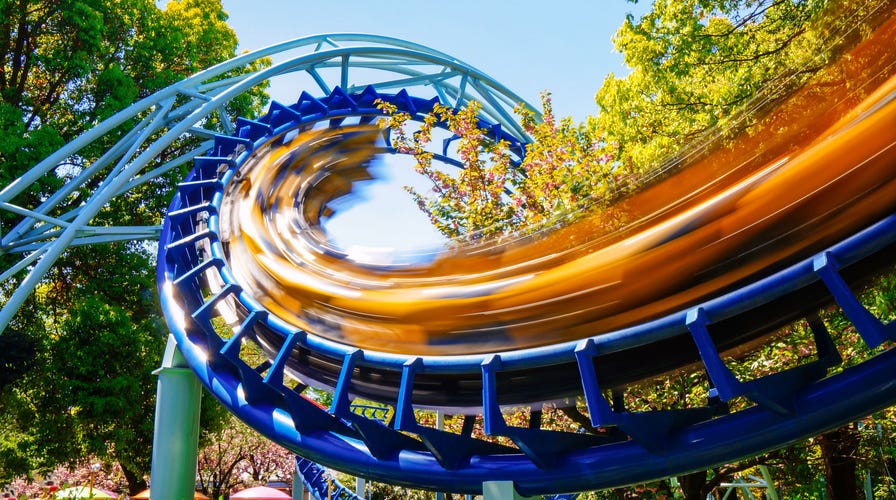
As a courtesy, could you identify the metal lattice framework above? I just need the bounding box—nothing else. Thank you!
[4,33,896,498]
[0,34,535,332]
[156,91,896,494]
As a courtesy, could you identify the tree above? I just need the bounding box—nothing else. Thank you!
[594,0,893,174]
[382,92,624,241]
[196,414,295,500]
[0,242,168,490]
[0,329,37,391]
[0,0,268,493]
[381,0,896,497]
[592,1,896,496]
[7,458,133,498]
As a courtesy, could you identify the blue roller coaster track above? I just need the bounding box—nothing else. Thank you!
[2,29,896,497]
[296,456,360,500]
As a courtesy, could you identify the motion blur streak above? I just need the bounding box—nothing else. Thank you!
[222,12,896,356]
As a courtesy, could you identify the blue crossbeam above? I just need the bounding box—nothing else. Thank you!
[156,86,896,496]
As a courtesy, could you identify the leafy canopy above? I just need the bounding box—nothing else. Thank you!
[0,0,269,492]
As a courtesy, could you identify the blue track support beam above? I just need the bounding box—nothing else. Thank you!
[295,456,361,500]
[22,30,896,497]
[687,308,742,402]
[331,349,362,417]
[154,84,896,495]
[687,307,837,416]
[151,335,202,500]
[481,355,507,436]
[574,339,616,428]
[395,358,423,431]
[814,251,896,347]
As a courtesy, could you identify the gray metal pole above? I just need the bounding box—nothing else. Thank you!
[355,477,366,499]
[482,481,534,500]
[436,411,445,500]
[759,465,780,500]
[865,470,873,500]
[293,468,306,500]
[150,335,202,499]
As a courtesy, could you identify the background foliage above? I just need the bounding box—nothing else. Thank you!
[2,0,896,498]
[0,0,268,495]
[382,0,896,498]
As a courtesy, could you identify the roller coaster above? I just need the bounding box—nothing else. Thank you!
[2,3,896,498]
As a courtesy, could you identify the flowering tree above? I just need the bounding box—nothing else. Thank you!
[1,415,296,500]
[380,93,624,240]
[375,1,896,497]
[5,458,129,499]
[196,415,295,500]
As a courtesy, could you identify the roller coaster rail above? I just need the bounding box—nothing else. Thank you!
[0,33,536,333]
[296,456,360,500]
[3,29,896,499]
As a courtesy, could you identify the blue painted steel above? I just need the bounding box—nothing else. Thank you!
[296,456,361,500]
[331,350,363,418]
[814,251,896,347]
[157,81,896,495]
[481,355,506,435]
[0,33,539,335]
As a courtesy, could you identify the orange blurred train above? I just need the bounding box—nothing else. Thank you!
[219,7,896,357]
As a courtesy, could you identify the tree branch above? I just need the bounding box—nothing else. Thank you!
[7,0,30,107]
[704,27,807,66]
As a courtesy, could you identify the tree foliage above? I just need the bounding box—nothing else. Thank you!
[595,0,891,174]
[383,93,624,240]
[195,414,295,500]
[0,243,164,491]
[0,0,269,493]
[380,0,896,497]
[7,458,133,498]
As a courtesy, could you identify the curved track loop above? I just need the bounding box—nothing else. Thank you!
[158,11,896,495]
[296,457,361,500]
[0,34,534,333]
[1,14,896,500]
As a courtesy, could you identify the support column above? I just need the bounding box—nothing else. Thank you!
[355,477,366,499]
[292,467,306,500]
[436,411,444,500]
[150,335,202,499]
[759,465,780,500]
[482,481,535,500]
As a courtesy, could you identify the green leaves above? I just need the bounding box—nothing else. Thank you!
[0,0,261,489]
[596,0,830,172]
[93,65,138,122]
[12,287,164,475]
[382,92,624,239]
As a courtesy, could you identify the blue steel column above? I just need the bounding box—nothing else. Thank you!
[151,335,202,499]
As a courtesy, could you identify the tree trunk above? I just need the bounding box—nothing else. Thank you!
[818,424,860,500]
[678,470,708,500]
[119,462,148,496]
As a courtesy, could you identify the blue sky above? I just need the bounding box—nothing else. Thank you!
[220,1,649,122]
[218,1,650,251]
